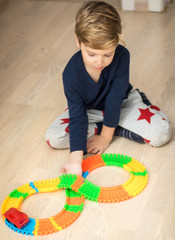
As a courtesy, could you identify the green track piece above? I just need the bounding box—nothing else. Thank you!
[57,174,77,189]
[101,154,132,167]
[131,169,148,176]
[9,189,29,199]
[78,180,100,201]
[65,203,84,213]
[105,161,118,166]
[67,189,82,198]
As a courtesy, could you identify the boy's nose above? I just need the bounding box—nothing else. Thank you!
[96,57,104,67]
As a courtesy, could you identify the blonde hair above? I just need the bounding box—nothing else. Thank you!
[75,1,124,49]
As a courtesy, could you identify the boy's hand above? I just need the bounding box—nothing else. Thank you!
[87,135,110,154]
[61,162,82,176]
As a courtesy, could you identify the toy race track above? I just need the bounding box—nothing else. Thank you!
[1,153,148,236]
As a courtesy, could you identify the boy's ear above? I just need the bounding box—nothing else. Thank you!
[75,34,80,48]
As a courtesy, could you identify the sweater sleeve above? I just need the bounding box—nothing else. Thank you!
[103,49,130,127]
[63,74,88,153]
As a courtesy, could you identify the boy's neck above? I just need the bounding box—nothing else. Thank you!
[85,65,101,83]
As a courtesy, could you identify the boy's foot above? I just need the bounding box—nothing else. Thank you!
[115,126,145,143]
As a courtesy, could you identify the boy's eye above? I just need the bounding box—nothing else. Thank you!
[88,53,95,57]
[105,54,112,57]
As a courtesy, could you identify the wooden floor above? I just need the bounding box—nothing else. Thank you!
[0,0,175,239]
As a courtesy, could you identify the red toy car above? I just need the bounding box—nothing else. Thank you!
[4,207,29,229]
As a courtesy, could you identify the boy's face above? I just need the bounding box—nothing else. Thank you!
[76,38,117,74]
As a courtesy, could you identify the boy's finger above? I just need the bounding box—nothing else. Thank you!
[87,146,95,153]
[90,147,99,154]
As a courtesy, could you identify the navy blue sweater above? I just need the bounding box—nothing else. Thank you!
[63,44,132,152]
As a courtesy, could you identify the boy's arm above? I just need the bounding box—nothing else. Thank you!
[70,150,84,164]
[103,48,131,129]
[100,125,115,143]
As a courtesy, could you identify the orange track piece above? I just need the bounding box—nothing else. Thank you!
[53,211,81,227]
[98,186,132,203]
[37,219,56,235]
[71,176,85,191]
[82,154,105,172]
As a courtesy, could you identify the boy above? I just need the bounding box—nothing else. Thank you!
[45,1,171,176]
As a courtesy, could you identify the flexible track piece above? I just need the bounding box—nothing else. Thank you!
[1,153,148,236]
